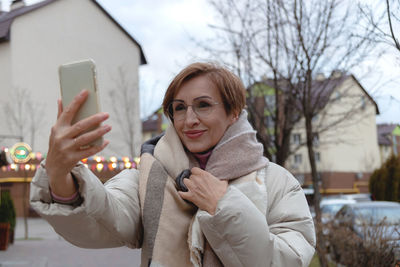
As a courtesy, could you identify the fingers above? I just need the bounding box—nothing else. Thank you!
[76,140,110,160]
[67,112,109,138]
[60,90,89,124]
[191,167,203,174]
[73,124,111,149]
[178,190,190,200]
[178,180,195,204]
[178,170,228,214]
[57,99,63,119]
[183,177,195,190]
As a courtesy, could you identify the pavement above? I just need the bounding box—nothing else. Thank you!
[0,218,141,267]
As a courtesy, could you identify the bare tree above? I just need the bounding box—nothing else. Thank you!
[271,1,377,265]
[190,0,302,165]
[385,0,400,52]
[359,0,400,53]
[194,0,380,265]
[107,66,141,158]
[1,87,45,151]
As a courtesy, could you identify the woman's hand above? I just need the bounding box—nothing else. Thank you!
[45,90,111,196]
[178,167,228,215]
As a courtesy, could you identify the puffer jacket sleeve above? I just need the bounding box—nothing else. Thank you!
[30,160,143,249]
[197,163,316,267]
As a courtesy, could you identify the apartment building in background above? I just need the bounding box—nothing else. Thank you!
[250,72,380,194]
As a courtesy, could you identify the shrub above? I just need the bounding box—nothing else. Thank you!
[0,191,16,232]
[327,220,398,266]
[369,154,400,202]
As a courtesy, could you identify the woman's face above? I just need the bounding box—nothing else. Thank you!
[172,75,237,153]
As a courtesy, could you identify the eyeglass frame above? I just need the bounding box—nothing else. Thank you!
[167,96,221,121]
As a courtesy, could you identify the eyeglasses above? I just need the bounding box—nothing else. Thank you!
[168,96,220,121]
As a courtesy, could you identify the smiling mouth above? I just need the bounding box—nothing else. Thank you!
[184,130,206,139]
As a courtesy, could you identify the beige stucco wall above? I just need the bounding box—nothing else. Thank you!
[286,77,381,174]
[379,145,393,164]
[0,0,143,157]
[0,42,12,136]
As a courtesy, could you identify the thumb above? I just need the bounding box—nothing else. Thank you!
[178,191,191,201]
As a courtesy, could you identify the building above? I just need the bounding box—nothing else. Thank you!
[0,0,146,217]
[377,123,400,163]
[250,72,381,194]
[0,0,146,157]
[141,108,169,143]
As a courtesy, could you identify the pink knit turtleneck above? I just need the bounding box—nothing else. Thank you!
[192,150,213,169]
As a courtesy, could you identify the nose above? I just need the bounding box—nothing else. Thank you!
[184,106,199,126]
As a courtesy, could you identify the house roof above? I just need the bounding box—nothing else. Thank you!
[254,73,380,115]
[311,74,379,115]
[142,116,159,132]
[0,0,146,64]
[348,75,380,115]
[377,123,398,146]
[142,108,164,132]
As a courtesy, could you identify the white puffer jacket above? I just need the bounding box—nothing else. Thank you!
[30,159,315,266]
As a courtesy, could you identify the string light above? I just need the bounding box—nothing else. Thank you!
[0,148,139,173]
[96,163,104,172]
[125,162,132,169]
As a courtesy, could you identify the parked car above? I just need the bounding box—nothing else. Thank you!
[322,193,372,202]
[320,198,356,224]
[338,193,371,202]
[330,201,400,266]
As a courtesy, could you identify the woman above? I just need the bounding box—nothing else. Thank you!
[30,62,315,266]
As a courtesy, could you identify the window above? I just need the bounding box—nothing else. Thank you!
[264,116,274,127]
[264,95,275,109]
[314,152,321,162]
[313,133,319,146]
[312,114,319,123]
[293,133,301,145]
[294,154,302,164]
[335,91,341,101]
[361,96,366,110]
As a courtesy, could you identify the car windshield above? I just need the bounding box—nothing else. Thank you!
[354,206,400,224]
[322,204,344,215]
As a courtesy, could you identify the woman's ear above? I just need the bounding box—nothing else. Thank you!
[229,112,239,125]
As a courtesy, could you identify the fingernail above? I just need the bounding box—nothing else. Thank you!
[79,90,87,97]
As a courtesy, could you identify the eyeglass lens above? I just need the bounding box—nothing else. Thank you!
[170,98,218,120]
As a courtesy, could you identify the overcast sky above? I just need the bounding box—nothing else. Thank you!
[5,0,400,123]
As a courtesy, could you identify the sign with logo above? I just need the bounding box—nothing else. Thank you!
[10,142,32,164]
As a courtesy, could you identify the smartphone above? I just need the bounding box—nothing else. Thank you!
[59,59,103,147]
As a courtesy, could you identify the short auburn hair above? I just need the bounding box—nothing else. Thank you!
[162,62,246,119]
